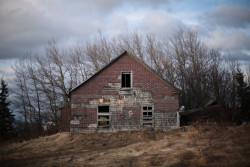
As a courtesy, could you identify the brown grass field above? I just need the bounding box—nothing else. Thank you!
[1,125,250,167]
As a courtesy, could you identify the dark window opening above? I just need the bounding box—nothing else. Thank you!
[143,112,152,116]
[98,106,109,113]
[143,112,153,117]
[121,72,131,88]
[143,106,153,110]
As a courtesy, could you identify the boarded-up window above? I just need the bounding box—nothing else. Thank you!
[121,72,131,88]
[142,106,153,126]
[98,106,110,127]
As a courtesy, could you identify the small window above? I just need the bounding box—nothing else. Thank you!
[142,106,153,126]
[121,72,131,88]
[73,115,81,121]
[98,106,110,127]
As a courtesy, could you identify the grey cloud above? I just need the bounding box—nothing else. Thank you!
[123,0,171,9]
[223,50,250,62]
[0,0,106,59]
[0,59,16,88]
[90,0,171,11]
[202,6,250,28]
[141,11,184,38]
[65,0,171,15]
[0,0,173,60]
[106,15,128,37]
[205,29,250,51]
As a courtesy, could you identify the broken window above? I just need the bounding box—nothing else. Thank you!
[71,115,82,125]
[121,72,131,88]
[73,115,82,121]
[142,106,153,126]
[98,106,110,127]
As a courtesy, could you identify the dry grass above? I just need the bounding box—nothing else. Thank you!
[1,125,250,167]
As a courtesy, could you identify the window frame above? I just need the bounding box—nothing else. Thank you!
[121,71,132,89]
[97,105,110,127]
[142,105,154,126]
[73,115,82,121]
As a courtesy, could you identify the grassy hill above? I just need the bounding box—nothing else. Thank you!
[1,125,250,167]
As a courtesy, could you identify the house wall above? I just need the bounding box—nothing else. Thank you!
[70,53,179,133]
[61,107,71,132]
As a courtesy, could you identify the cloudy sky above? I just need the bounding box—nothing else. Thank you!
[0,0,250,86]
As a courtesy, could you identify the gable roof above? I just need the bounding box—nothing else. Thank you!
[70,51,181,94]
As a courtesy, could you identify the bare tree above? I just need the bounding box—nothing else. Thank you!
[68,44,89,88]
[12,28,244,135]
[168,28,212,109]
[244,63,250,86]
[12,60,33,131]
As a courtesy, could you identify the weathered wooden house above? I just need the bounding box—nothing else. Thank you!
[61,51,180,133]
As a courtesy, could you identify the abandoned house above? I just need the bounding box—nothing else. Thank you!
[61,51,180,133]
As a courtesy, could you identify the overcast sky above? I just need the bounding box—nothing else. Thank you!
[0,0,250,86]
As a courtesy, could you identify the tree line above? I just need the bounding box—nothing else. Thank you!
[9,28,250,138]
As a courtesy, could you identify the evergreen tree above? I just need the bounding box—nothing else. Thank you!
[234,69,250,121]
[0,79,15,140]
[234,69,246,108]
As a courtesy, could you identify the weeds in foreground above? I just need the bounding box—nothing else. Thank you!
[1,125,250,167]
[188,130,204,158]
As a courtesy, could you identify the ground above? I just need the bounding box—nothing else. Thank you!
[1,125,250,167]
